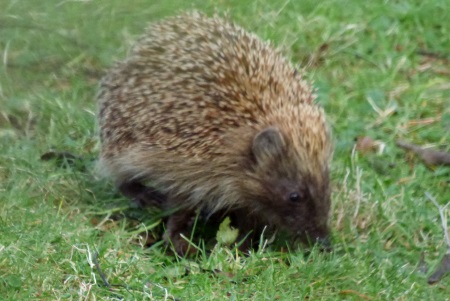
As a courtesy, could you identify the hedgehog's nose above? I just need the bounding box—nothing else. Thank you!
[315,236,332,252]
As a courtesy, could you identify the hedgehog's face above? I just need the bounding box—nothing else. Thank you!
[250,126,332,250]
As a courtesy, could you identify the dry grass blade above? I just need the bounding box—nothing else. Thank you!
[424,192,450,284]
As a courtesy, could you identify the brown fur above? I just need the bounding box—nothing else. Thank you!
[98,11,333,255]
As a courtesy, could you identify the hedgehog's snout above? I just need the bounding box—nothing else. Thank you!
[315,236,332,252]
[298,227,332,252]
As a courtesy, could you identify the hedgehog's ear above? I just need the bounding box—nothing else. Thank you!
[252,127,286,162]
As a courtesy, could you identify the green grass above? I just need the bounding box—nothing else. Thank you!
[1,0,450,300]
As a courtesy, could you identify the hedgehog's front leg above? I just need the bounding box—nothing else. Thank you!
[230,209,263,253]
[164,208,196,256]
[118,181,166,208]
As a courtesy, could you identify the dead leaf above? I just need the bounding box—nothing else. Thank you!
[428,253,450,284]
[416,49,449,61]
[339,290,373,300]
[396,140,450,167]
[355,136,385,154]
[403,116,441,128]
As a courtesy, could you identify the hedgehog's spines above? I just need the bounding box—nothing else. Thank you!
[98,11,333,254]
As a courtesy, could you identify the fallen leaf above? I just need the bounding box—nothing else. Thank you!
[428,253,450,284]
[339,290,373,300]
[216,217,239,245]
[355,136,385,154]
[405,116,441,127]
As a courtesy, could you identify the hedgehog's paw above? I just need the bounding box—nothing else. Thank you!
[164,210,197,256]
[164,232,196,256]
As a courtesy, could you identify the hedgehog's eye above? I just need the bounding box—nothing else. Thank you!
[289,192,301,202]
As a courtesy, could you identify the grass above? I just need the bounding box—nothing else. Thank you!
[1,0,450,300]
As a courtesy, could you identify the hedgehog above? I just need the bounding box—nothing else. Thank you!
[98,11,333,255]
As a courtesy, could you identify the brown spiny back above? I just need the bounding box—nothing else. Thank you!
[98,11,332,219]
[98,11,315,159]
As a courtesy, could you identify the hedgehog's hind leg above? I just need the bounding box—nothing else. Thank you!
[118,181,166,208]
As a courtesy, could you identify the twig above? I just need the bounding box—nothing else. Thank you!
[416,49,449,61]
[396,140,450,167]
[93,252,112,289]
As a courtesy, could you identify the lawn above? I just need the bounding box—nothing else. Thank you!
[1,0,449,300]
